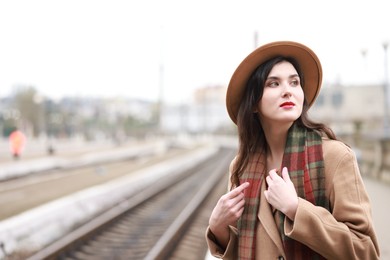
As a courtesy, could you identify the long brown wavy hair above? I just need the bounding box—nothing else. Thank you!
[230,56,337,188]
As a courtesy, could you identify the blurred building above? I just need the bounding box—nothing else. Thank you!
[310,83,385,134]
[104,97,153,123]
[160,85,233,134]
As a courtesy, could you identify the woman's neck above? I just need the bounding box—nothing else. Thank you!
[263,123,291,172]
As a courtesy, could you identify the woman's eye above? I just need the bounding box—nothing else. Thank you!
[291,80,300,86]
[267,81,278,87]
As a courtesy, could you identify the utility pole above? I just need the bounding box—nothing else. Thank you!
[158,26,165,134]
[383,42,389,135]
[254,31,259,49]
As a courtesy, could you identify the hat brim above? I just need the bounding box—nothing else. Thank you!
[226,41,322,124]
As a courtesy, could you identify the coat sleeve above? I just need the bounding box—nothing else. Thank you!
[205,225,238,259]
[284,141,380,259]
[205,157,239,259]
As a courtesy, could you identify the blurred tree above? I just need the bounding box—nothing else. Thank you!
[122,114,157,138]
[0,108,20,137]
[1,119,18,137]
[11,86,43,137]
[3,90,160,140]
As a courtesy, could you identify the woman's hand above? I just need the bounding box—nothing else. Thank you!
[264,167,298,221]
[209,182,249,248]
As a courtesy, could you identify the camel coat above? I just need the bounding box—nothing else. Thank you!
[206,138,380,259]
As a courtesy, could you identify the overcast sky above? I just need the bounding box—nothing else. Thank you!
[0,0,389,104]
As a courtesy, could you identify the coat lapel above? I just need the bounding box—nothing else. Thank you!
[258,180,284,253]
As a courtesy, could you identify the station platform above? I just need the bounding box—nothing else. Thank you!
[0,138,169,181]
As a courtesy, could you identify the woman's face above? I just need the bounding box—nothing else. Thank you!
[256,61,304,126]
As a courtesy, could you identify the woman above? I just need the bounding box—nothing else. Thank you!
[206,41,380,259]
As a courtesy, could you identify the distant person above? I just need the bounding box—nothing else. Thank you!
[46,138,55,155]
[206,41,380,259]
[9,128,26,159]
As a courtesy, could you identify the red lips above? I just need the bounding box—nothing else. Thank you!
[280,101,295,107]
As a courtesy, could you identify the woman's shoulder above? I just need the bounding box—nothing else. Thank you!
[321,137,356,160]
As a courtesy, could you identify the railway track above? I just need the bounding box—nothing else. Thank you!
[25,147,234,260]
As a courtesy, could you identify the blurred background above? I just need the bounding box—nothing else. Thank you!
[0,0,389,259]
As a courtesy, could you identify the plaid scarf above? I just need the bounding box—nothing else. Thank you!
[238,123,329,259]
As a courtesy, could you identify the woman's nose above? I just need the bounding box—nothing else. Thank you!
[281,84,292,98]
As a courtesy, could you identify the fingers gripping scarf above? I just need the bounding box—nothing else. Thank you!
[238,123,329,259]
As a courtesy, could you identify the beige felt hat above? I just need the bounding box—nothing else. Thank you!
[226,41,322,124]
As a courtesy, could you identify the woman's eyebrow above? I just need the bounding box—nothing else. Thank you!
[266,74,299,80]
